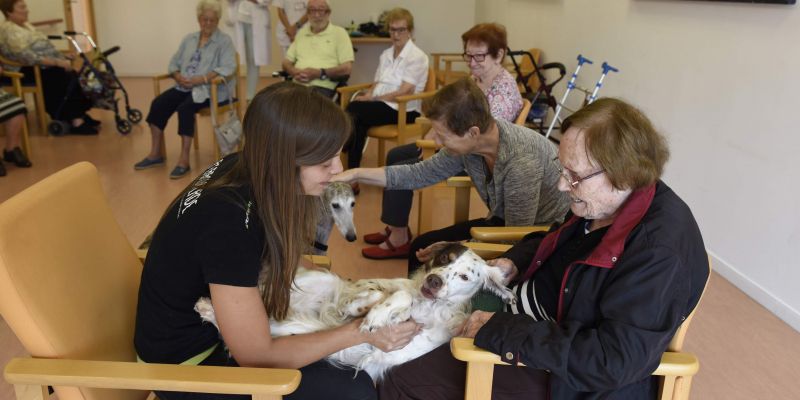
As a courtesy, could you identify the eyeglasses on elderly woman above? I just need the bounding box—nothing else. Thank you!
[552,157,605,189]
[462,52,489,62]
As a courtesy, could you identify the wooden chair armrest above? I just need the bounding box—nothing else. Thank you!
[653,352,700,377]
[464,242,512,259]
[470,226,551,242]
[446,176,473,187]
[336,82,373,95]
[395,90,437,104]
[210,73,237,85]
[451,338,700,378]
[450,337,521,366]
[152,73,172,82]
[415,139,439,150]
[4,357,300,398]
[302,254,331,269]
[1,71,24,79]
[337,83,373,109]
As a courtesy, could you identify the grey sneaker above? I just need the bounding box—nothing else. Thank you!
[169,165,191,179]
[134,157,165,170]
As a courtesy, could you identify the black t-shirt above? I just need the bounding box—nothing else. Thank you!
[134,154,265,364]
[506,220,609,321]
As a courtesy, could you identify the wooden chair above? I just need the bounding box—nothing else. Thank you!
[152,56,242,162]
[338,67,437,167]
[514,98,532,126]
[431,53,469,89]
[0,162,300,400]
[451,253,712,400]
[0,69,31,159]
[0,53,48,131]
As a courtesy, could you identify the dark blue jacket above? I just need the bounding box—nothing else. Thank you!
[475,181,708,399]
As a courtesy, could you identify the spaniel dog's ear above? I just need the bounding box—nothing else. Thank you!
[482,264,517,305]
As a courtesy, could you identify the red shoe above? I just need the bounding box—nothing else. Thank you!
[362,238,411,260]
[363,226,412,245]
[363,227,391,245]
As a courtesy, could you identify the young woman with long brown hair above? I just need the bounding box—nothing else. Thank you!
[134,82,419,400]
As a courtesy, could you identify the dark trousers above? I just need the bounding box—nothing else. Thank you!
[146,87,211,137]
[380,143,422,227]
[345,101,419,169]
[408,216,505,276]
[155,343,377,400]
[20,66,91,121]
[310,85,336,99]
[378,343,548,400]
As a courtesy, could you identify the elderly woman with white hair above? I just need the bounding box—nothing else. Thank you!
[134,0,236,179]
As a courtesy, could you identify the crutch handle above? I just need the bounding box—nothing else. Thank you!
[601,62,619,74]
[577,54,594,66]
[47,35,62,40]
[64,31,78,36]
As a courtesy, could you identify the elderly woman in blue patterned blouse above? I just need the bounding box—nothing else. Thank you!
[134,0,236,179]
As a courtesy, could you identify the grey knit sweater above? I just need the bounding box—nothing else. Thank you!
[385,119,570,226]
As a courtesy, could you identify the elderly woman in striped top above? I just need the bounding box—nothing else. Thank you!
[0,65,31,177]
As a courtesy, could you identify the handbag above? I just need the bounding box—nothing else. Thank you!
[210,76,242,157]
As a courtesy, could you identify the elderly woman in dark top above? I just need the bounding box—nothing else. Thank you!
[333,78,569,275]
[133,0,236,179]
[0,0,96,134]
[379,98,710,400]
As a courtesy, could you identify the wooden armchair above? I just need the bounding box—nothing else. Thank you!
[431,53,469,89]
[451,255,712,400]
[0,53,48,131]
[152,56,242,161]
[0,69,31,158]
[338,67,436,167]
[0,162,300,400]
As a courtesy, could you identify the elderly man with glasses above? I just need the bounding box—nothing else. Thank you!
[280,0,353,98]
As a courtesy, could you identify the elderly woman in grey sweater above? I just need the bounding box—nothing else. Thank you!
[333,78,570,274]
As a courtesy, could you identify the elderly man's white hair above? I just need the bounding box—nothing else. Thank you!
[196,0,222,18]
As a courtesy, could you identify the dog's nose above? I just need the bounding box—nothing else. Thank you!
[346,232,356,242]
[426,274,443,290]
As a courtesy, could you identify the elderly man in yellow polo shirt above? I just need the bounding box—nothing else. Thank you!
[281,0,354,98]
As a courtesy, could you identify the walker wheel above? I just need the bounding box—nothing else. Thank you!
[127,108,143,123]
[117,119,132,134]
[47,120,69,136]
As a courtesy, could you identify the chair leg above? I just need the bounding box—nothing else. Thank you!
[417,187,435,235]
[377,139,386,167]
[20,116,31,159]
[34,92,47,131]
[191,115,200,152]
[453,186,471,224]
[464,362,493,400]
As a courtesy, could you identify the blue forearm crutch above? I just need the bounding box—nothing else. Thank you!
[545,54,593,139]
[588,62,619,104]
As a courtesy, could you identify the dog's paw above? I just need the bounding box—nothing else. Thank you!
[343,289,384,317]
[361,291,413,332]
[194,297,219,329]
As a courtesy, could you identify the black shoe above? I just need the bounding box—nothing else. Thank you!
[3,147,32,168]
[83,114,101,127]
[0,161,6,177]
[69,123,99,135]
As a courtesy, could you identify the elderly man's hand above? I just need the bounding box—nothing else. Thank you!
[460,310,494,338]
[487,258,518,285]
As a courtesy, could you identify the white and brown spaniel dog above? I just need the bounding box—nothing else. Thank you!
[194,242,516,381]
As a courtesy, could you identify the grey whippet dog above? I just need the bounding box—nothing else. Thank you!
[313,181,357,255]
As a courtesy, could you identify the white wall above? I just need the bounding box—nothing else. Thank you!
[476,0,800,331]
[93,0,474,78]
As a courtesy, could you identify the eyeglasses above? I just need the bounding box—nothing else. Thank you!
[307,7,330,15]
[389,27,408,34]
[552,157,605,188]
[462,52,489,62]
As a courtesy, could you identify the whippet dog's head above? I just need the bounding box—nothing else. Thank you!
[322,181,356,242]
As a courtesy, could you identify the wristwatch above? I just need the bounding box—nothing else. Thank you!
[320,68,328,80]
